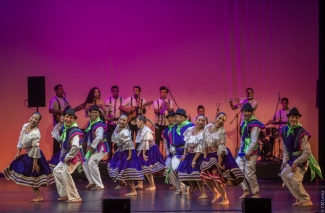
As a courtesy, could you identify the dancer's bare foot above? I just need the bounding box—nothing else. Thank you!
[292,199,300,206]
[125,192,137,196]
[169,186,176,190]
[198,194,207,199]
[58,196,68,201]
[135,184,143,189]
[115,182,127,190]
[299,200,313,207]
[212,193,221,203]
[251,193,260,198]
[189,186,198,194]
[145,186,156,191]
[95,187,104,190]
[239,190,251,199]
[174,190,182,195]
[29,197,43,202]
[67,198,82,203]
[218,199,230,205]
[85,183,96,189]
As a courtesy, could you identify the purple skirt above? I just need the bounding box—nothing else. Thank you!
[177,152,203,182]
[3,151,55,187]
[138,144,165,175]
[200,148,244,186]
[107,149,144,181]
[48,150,61,172]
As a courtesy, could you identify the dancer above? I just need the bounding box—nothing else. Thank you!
[166,108,194,194]
[162,110,176,190]
[280,107,322,207]
[200,112,244,205]
[3,112,54,202]
[236,103,265,199]
[48,113,65,171]
[178,114,207,199]
[135,115,165,190]
[83,105,109,190]
[53,108,85,203]
[107,114,144,196]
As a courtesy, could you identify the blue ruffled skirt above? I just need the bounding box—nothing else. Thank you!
[3,150,55,187]
[178,152,203,182]
[138,144,165,175]
[107,149,144,181]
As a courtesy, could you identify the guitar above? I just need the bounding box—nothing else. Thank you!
[54,103,84,123]
[121,101,153,122]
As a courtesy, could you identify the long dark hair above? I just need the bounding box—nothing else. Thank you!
[84,87,101,107]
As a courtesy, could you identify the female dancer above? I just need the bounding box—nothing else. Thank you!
[3,112,54,202]
[107,114,144,196]
[178,114,207,199]
[200,112,244,205]
[135,115,165,190]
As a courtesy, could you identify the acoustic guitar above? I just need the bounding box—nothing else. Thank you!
[121,101,153,122]
[54,103,84,123]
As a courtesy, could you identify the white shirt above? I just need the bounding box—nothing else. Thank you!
[153,98,174,125]
[122,96,147,108]
[104,96,124,125]
[49,96,70,125]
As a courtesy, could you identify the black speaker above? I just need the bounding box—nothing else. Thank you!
[242,198,271,213]
[27,76,46,107]
[102,199,130,213]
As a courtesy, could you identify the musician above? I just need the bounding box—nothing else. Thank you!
[83,87,107,119]
[49,84,70,155]
[265,97,290,129]
[190,105,212,126]
[119,86,147,149]
[104,86,124,157]
[229,88,258,124]
[153,86,174,148]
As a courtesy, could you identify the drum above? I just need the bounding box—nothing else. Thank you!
[265,127,279,138]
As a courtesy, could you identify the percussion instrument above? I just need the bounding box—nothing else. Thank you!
[265,127,279,138]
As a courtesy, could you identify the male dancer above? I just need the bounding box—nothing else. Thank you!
[166,108,194,194]
[53,108,84,203]
[83,105,109,190]
[236,103,264,198]
[280,107,322,207]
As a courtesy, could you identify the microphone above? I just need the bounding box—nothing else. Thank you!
[278,92,280,100]
[166,86,170,93]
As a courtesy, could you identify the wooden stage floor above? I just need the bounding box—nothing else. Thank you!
[0,176,323,213]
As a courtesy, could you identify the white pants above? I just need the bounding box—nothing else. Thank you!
[82,151,106,188]
[169,155,189,192]
[236,155,259,194]
[53,161,81,201]
[281,164,310,203]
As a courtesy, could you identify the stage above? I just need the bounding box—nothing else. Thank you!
[0,175,322,213]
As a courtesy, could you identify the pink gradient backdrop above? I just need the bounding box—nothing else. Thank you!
[0,1,318,169]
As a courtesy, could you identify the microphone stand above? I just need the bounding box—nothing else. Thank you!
[271,95,281,161]
[167,87,179,108]
[230,110,241,157]
[229,98,248,157]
